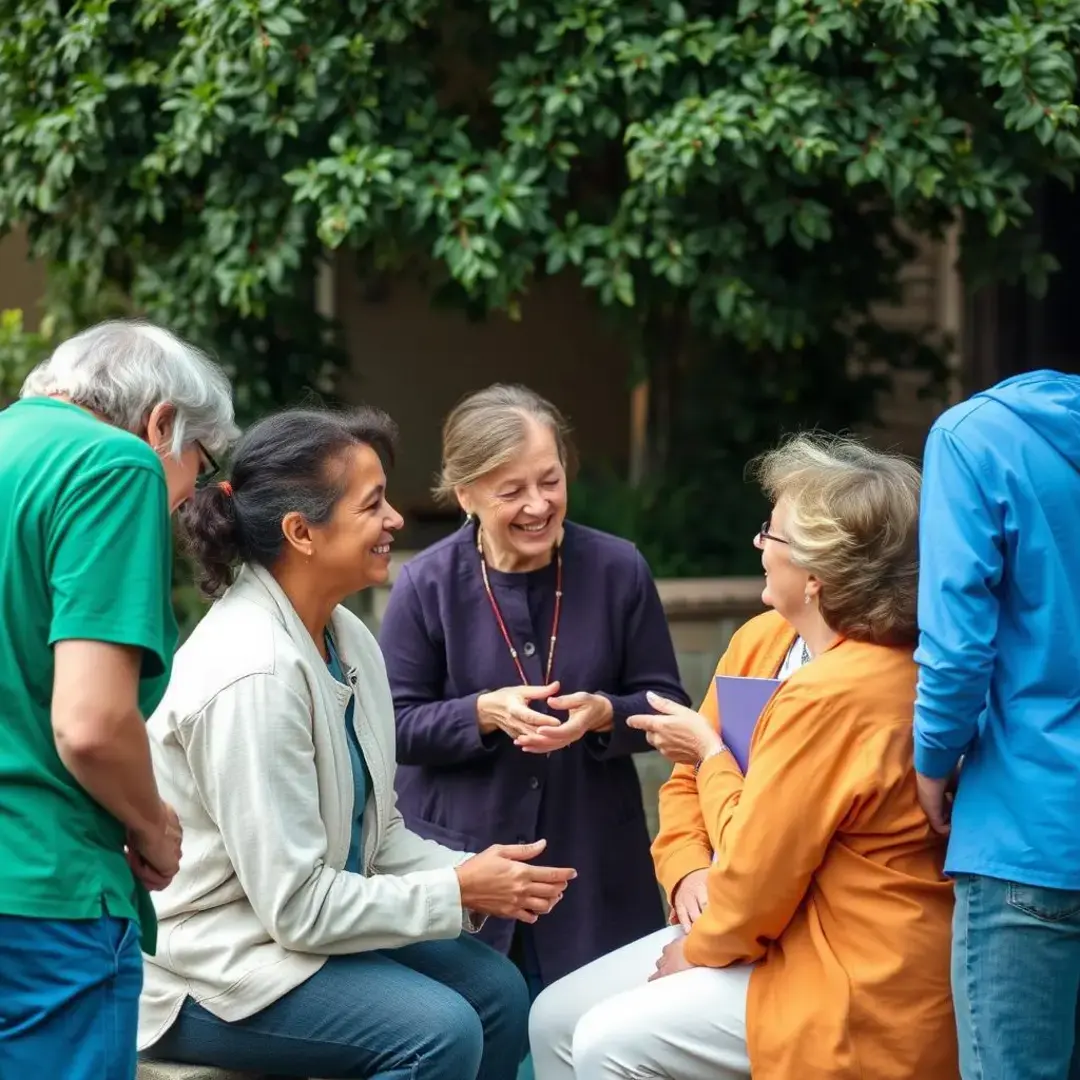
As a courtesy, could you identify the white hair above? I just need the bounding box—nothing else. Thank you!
[20,320,238,456]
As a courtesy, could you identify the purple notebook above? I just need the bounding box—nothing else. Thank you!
[715,675,782,772]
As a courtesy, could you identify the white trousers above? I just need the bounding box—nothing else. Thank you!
[529,926,753,1080]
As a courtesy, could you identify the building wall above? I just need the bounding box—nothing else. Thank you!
[335,269,634,548]
[863,229,962,456]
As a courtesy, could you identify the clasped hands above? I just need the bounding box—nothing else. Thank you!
[125,800,183,892]
[477,681,614,753]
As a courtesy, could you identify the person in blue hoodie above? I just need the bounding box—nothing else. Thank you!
[914,369,1080,1080]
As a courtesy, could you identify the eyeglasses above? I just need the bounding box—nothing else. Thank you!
[195,440,220,487]
[758,520,789,545]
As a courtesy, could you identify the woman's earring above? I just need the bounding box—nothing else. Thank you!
[464,511,475,524]
[804,593,812,605]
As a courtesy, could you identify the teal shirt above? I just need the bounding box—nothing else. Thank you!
[326,634,371,872]
[0,397,177,953]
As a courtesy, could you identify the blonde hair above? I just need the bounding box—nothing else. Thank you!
[750,433,921,645]
[433,384,573,505]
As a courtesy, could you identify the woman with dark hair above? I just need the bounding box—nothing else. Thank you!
[135,407,575,1080]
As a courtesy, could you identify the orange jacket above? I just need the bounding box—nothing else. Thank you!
[653,611,958,1080]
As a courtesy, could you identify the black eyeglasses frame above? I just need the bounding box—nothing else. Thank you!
[758,520,789,545]
[194,440,220,487]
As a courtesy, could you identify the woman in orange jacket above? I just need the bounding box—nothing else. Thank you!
[529,434,958,1080]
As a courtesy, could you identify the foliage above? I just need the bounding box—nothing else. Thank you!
[571,339,917,576]
[571,467,705,578]
[1,0,1079,572]
[0,309,52,406]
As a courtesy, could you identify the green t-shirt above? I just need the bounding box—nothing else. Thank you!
[0,397,178,952]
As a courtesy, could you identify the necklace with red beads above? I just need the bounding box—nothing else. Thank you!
[477,527,562,685]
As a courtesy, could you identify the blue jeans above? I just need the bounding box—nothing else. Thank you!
[151,932,529,1080]
[953,873,1080,1080]
[0,914,142,1080]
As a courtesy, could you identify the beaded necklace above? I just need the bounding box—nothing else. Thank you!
[477,527,562,685]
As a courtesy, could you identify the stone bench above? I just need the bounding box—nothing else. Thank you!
[138,1062,331,1080]
[137,1063,262,1080]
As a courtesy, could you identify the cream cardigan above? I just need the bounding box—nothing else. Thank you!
[138,564,473,1050]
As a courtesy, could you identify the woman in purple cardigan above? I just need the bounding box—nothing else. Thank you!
[379,384,690,995]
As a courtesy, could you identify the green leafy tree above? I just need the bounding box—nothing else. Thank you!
[0,309,52,406]
[0,0,1078,571]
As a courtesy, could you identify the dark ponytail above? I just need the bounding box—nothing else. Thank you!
[180,405,397,598]
[182,483,242,597]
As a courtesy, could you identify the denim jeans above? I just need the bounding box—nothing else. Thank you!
[151,932,529,1080]
[0,914,142,1080]
[953,873,1080,1080]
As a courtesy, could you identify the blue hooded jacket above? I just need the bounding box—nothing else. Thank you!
[915,369,1080,888]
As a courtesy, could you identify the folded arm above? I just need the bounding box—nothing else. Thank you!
[683,686,857,968]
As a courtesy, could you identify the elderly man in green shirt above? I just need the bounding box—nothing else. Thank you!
[0,320,237,1080]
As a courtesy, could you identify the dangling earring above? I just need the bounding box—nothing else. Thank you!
[804,593,812,605]
[464,511,475,524]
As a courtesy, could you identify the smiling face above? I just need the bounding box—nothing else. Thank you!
[459,418,568,572]
[755,496,814,620]
[285,443,404,596]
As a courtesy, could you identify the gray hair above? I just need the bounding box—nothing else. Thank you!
[433,384,574,504]
[20,320,238,456]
